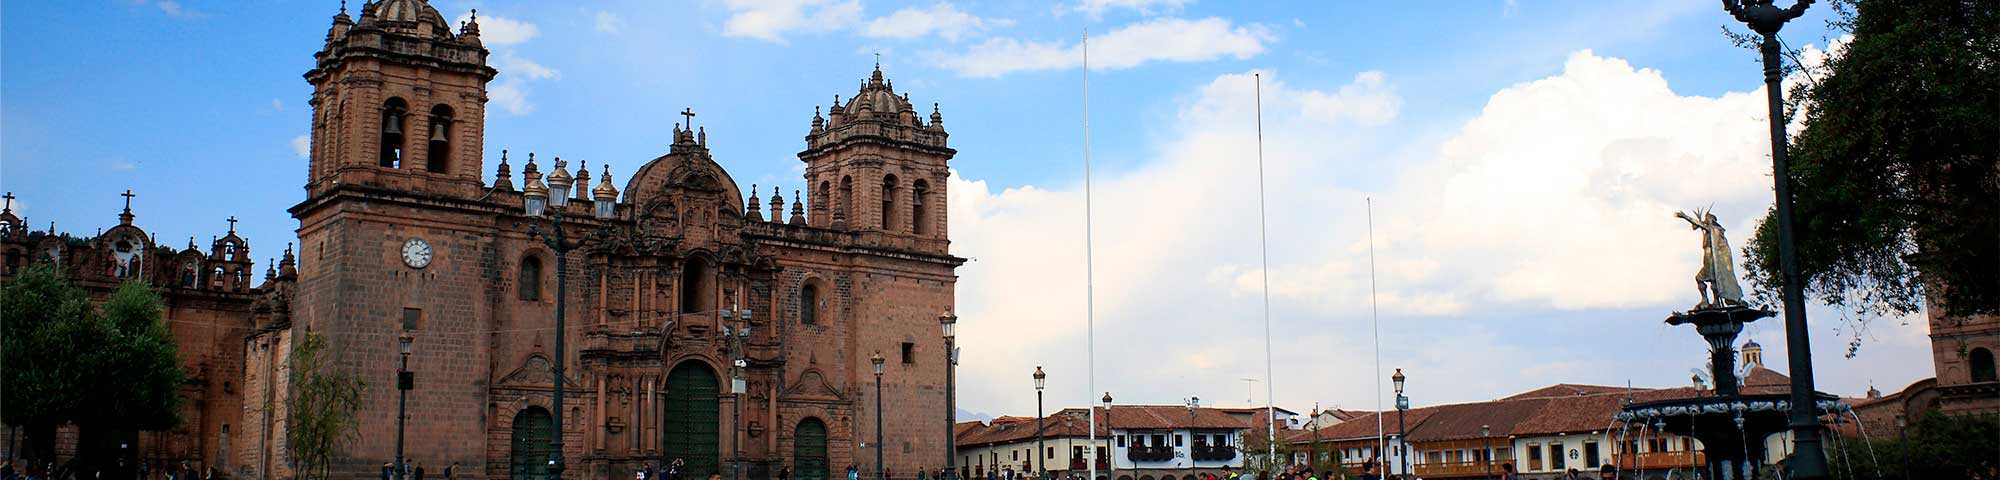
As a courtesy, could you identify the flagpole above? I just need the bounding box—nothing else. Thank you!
[1368,198,1384,469]
[1083,28,1101,480]
[1252,73,1277,476]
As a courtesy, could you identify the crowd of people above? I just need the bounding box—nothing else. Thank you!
[0,459,218,480]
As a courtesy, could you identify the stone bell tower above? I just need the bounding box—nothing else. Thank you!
[288,1,500,477]
[800,63,956,255]
[303,0,495,200]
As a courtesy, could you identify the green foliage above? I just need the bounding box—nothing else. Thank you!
[0,265,186,443]
[1826,412,2000,480]
[1741,0,2000,344]
[286,331,366,480]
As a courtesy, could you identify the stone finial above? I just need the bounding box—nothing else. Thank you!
[747,184,764,222]
[494,149,515,191]
[573,160,592,201]
[789,189,806,226]
[769,186,784,224]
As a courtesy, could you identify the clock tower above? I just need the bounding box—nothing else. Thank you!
[288,1,499,476]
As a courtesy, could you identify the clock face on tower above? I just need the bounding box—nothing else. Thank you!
[401,238,433,269]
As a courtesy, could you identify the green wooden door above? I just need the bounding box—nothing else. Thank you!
[511,407,554,480]
[666,362,722,478]
[793,418,829,480]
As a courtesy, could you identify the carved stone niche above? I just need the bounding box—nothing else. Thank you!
[749,421,765,438]
[609,416,626,433]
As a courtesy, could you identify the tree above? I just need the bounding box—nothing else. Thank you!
[1739,0,2000,351]
[0,265,185,468]
[1826,412,1999,480]
[286,331,365,480]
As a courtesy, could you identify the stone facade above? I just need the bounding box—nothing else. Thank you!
[4,1,963,479]
[0,194,284,475]
[241,1,964,480]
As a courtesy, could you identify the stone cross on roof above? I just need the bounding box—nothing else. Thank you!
[227,215,238,234]
[680,107,696,128]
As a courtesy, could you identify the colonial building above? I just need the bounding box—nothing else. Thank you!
[0,194,279,473]
[8,1,966,479]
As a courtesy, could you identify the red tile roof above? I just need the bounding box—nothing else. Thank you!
[1501,384,1633,400]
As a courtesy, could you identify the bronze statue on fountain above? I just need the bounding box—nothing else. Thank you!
[1616,209,1846,480]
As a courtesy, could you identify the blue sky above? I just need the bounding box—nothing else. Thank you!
[3,1,1927,417]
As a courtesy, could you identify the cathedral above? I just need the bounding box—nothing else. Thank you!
[1,0,965,479]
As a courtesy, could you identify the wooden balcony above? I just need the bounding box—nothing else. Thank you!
[1128,446,1175,462]
[1614,451,1705,469]
[1191,445,1236,462]
[1413,460,1503,478]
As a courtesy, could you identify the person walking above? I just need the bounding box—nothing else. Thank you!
[847,465,859,480]
[779,466,792,480]
[1355,461,1380,480]
[380,463,394,480]
[1498,463,1516,480]
[446,462,460,480]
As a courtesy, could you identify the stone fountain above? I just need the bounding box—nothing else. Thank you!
[1615,209,1844,480]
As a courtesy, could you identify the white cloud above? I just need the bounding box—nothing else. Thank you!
[271,99,284,112]
[934,17,1270,78]
[1072,0,1191,17]
[155,0,198,18]
[595,11,626,34]
[449,15,555,115]
[944,50,1869,415]
[722,0,863,44]
[489,82,532,115]
[863,3,1002,42]
[458,13,539,46]
[291,135,311,160]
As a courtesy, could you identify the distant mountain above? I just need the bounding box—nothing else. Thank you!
[957,408,994,423]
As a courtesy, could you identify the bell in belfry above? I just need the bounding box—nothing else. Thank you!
[429,120,447,142]
[383,111,404,135]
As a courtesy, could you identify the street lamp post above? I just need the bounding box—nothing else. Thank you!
[523,157,618,479]
[1309,404,1320,474]
[1034,367,1047,479]
[1720,1,1826,477]
[722,308,753,480]
[396,333,414,480]
[1896,416,1909,480]
[1392,369,1407,480]
[1101,393,1115,480]
[942,309,959,480]
[873,352,888,480]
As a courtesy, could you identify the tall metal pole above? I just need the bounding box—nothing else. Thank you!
[1395,407,1405,480]
[551,215,571,480]
[1101,394,1114,480]
[1034,368,1045,480]
[1251,73,1276,480]
[944,314,958,480]
[873,352,887,480]
[1721,1,1826,477]
[945,340,957,480]
[396,347,410,480]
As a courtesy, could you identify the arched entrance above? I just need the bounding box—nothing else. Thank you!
[793,418,829,480]
[665,361,722,477]
[510,406,554,479]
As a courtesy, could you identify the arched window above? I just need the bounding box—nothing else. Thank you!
[518,256,543,301]
[681,257,710,314]
[1972,347,1997,383]
[817,180,831,225]
[839,176,854,225]
[380,97,409,168]
[881,174,899,231]
[427,104,453,173]
[799,282,819,325]
[912,180,930,235]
